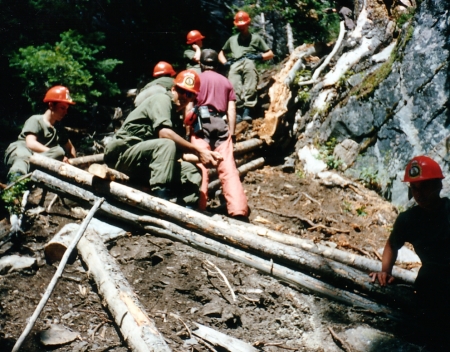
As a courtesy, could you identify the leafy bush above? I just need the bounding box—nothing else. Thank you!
[9,30,122,114]
[317,137,343,170]
[1,178,30,215]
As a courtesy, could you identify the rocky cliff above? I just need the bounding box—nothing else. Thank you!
[293,0,449,206]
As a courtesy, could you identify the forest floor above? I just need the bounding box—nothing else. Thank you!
[0,150,430,352]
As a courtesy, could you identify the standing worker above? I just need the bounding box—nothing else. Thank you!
[104,70,223,207]
[218,10,274,122]
[184,30,205,74]
[4,85,77,183]
[134,61,177,107]
[185,49,249,221]
[370,156,450,350]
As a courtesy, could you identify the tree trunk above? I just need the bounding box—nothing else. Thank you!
[78,230,171,352]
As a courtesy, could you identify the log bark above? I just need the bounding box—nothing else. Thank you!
[31,168,414,311]
[68,154,104,167]
[78,230,171,351]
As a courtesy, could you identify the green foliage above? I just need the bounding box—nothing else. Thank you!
[356,205,367,216]
[9,30,122,113]
[238,0,340,43]
[342,200,352,213]
[358,167,381,192]
[1,178,30,215]
[396,8,415,27]
[317,137,343,170]
[297,89,311,108]
[296,169,305,179]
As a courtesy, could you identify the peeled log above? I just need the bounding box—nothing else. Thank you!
[77,230,171,352]
[211,215,417,284]
[31,168,414,311]
[68,154,104,167]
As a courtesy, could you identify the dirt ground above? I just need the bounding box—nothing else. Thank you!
[0,158,431,352]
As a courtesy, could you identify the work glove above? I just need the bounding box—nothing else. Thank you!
[246,53,263,61]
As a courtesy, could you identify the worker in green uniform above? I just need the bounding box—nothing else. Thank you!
[218,10,274,122]
[4,85,77,183]
[134,61,177,107]
[370,156,450,350]
[104,70,223,206]
[184,30,204,74]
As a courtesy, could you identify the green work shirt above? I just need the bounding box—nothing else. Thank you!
[18,114,68,148]
[184,49,201,72]
[221,33,270,59]
[116,91,183,141]
[142,77,175,92]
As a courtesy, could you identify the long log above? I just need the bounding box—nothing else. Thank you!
[210,214,417,284]
[68,154,104,167]
[30,169,414,311]
[78,229,171,351]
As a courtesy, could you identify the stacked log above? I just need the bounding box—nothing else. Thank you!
[30,154,416,316]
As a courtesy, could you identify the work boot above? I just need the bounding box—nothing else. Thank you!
[151,188,171,201]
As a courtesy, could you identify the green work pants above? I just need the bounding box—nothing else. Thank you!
[228,59,258,110]
[4,140,65,180]
[107,138,201,205]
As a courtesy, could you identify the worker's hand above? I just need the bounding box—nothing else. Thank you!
[246,53,263,61]
[369,271,395,286]
[198,149,223,167]
[63,156,70,164]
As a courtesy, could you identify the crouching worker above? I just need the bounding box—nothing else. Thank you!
[4,85,77,183]
[369,156,450,350]
[185,49,249,221]
[104,70,223,207]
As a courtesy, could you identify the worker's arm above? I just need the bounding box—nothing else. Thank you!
[369,240,398,286]
[262,49,274,61]
[227,100,237,137]
[192,44,201,63]
[25,134,50,153]
[218,50,227,65]
[158,127,223,167]
[63,139,77,162]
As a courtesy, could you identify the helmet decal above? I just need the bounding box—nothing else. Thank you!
[183,75,195,89]
[408,161,421,179]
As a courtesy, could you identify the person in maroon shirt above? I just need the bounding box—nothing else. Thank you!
[185,49,249,221]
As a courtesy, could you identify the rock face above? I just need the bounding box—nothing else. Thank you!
[296,0,450,206]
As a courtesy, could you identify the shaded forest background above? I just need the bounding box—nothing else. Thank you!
[0,0,340,177]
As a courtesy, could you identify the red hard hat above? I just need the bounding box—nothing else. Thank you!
[43,86,75,105]
[234,11,251,27]
[174,70,200,94]
[153,61,176,77]
[403,156,444,182]
[186,30,205,45]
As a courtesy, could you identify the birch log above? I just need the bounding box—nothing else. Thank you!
[31,169,414,310]
[68,154,104,167]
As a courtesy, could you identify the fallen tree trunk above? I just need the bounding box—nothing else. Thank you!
[68,154,104,167]
[211,214,416,284]
[31,168,415,311]
[78,229,171,352]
